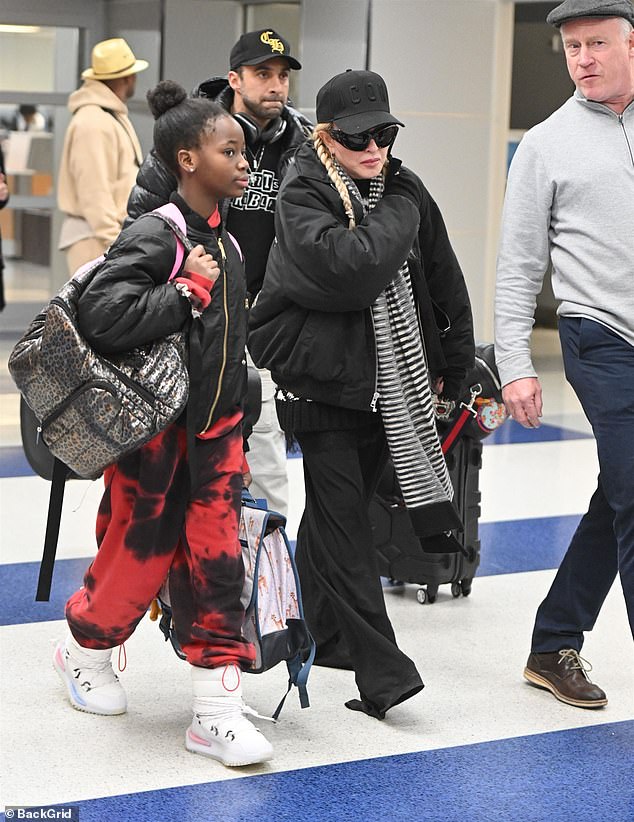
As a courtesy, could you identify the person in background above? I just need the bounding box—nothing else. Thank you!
[495,0,634,708]
[0,144,9,311]
[13,104,47,132]
[127,28,312,516]
[54,80,273,768]
[57,38,147,274]
[249,69,474,720]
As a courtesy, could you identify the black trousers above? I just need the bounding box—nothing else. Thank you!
[295,418,423,716]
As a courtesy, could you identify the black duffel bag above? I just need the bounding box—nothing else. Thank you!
[436,342,508,445]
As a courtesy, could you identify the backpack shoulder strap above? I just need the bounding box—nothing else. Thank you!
[154,201,188,235]
[272,637,316,721]
[141,204,194,281]
[35,458,70,601]
[226,230,243,262]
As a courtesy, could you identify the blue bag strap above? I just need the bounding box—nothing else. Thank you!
[295,636,316,706]
[241,488,266,509]
[271,632,316,721]
[271,678,292,722]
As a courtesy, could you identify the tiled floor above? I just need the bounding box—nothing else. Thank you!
[1,274,632,822]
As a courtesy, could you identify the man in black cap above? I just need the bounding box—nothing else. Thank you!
[127,29,312,515]
[495,0,634,708]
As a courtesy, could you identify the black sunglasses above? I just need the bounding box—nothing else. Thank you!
[329,124,399,152]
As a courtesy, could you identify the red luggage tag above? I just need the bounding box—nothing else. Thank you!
[440,384,482,455]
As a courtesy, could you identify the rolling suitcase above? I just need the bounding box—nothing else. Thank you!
[370,343,506,604]
[370,437,482,603]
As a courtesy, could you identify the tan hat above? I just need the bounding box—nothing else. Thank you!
[81,38,149,81]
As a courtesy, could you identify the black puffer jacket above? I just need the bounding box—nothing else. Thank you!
[248,144,474,408]
[125,77,312,223]
[78,194,247,434]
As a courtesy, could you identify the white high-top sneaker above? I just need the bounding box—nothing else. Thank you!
[53,634,127,716]
[186,664,274,767]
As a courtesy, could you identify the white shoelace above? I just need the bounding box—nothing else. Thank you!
[195,696,276,727]
[69,658,119,691]
[557,649,592,678]
[66,647,120,690]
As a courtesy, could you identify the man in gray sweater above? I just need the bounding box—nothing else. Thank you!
[495,0,634,708]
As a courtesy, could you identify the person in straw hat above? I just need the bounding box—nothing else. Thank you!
[57,38,148,273]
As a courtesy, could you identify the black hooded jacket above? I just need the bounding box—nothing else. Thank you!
[248,144,474,408]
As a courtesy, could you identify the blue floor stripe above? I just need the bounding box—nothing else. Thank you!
[486,419,592,445]
[0,446,35,478]
[0,557,87,625]
[0,421,591,479]
[1,514,580,626]
[478,514,579,575]
[5,721,630,822]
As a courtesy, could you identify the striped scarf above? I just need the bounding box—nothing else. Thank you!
[335,163,456,533]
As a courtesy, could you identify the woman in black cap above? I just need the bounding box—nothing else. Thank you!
[249,69,474,719]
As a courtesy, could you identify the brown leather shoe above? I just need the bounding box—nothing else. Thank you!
[524,649,607,708]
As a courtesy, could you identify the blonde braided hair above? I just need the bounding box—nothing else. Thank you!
[313,124,356,229]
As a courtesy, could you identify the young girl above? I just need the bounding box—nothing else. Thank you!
[249,69,475,720]
[53,81,273,767]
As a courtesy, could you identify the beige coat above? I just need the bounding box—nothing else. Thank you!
[57,80,143,251]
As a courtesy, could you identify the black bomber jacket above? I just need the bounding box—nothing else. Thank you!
[78,194,247,434]
[248,144,474,407]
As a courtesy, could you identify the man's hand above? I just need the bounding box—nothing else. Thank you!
[502,377,543,428]
[184,245,219,283]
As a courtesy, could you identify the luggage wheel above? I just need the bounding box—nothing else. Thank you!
[450,580,472,598]
[416,584,438,605]
[416,581,472,604]
[416,587,427,605]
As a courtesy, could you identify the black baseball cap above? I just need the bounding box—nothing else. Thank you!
[315,69,404,134]
[546,0,634,27]
[229,29,302,70]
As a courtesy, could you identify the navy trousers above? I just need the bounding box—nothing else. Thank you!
[532,316,634,651]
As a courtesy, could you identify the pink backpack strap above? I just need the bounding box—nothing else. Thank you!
[72,254,106,279]
[227,230,243,262]
[151,204,242,276]
[153,203,189,281]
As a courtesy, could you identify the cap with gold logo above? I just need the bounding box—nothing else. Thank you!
[229,29,302,71]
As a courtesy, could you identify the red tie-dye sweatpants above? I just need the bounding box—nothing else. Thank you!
[65,420,255,669]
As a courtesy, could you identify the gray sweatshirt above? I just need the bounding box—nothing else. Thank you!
[495,91,634,387]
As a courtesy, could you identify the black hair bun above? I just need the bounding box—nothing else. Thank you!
[146,80,188,120]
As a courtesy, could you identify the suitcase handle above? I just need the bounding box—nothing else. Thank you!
[441,384,482,454]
